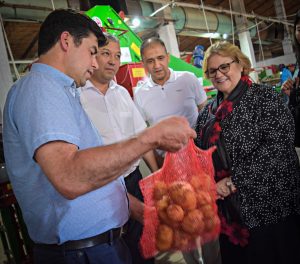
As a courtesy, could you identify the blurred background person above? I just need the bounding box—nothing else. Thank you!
[282,10,300,152]
[280,63,296,85]
[195,41,300,264]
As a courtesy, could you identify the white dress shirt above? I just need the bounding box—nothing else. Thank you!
[80,80,147,176]
[134,69,207,127]
[134,69,207,157]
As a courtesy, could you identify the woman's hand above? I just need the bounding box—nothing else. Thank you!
[216,177,236,200]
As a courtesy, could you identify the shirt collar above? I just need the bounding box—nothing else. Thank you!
[148,68,175,87]
[31,63,76,88]
[31,63,77,97]
[108,79,118,90]
[80,79,119,94]
[81,80,95,91]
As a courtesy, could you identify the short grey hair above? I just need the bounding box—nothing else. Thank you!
[103,32,119,45]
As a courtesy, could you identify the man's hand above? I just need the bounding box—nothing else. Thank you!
[143,116,196,153]
[35,117,195,199]
[128,194,144,224]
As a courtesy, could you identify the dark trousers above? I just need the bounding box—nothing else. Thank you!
[247,214,300,264]
[220,214,300,264]
[33,237,132,264]
[219,234,247,264]
[124,167,154,264]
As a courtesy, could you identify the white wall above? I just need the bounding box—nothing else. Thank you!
[256,53,296,67]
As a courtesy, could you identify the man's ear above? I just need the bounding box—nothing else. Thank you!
[167,53,170,64]
[60,31,72,51]
[141,61,149,75]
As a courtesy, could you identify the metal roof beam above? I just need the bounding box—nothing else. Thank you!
[144,0,293,26]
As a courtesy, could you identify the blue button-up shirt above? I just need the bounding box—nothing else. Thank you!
[3,63,129,244]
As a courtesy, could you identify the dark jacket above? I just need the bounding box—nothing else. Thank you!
[195,83,300,228]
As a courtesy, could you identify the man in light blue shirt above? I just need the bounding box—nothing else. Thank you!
[3,9,196,264]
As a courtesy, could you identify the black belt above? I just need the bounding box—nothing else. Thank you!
[125,166,140,179]
[35,226,127,251]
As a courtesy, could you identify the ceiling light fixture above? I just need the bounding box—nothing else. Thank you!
[223,33,228,39]
[132,17,141,28]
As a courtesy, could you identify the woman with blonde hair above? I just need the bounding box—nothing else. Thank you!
[195,41,300,264]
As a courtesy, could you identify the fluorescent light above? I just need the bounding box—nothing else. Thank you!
[223,33,228,39]
[132,17,141,28]
[199,32,220,38]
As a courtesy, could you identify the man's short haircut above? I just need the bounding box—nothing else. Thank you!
[38,9,106,56]
[140,37,168,60]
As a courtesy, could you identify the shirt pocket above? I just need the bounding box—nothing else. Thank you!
[118,112,135,137]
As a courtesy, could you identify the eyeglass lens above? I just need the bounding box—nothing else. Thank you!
[207,61,235,78]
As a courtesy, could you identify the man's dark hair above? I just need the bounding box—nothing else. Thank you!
[38,9,106,56]
[294,10,300,65]
[140,37,168,60]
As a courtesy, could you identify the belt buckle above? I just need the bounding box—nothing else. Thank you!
[109,226,123,245]
[120,226,124,236]
[120,224,128,236]
[109,225,126,245]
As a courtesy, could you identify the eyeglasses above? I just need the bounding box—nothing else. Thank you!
[205,60,237,78]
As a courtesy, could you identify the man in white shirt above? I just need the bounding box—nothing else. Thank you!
[134,37,207,167]
[80,33,157,264]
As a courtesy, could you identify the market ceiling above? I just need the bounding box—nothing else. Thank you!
[0,0,299,64]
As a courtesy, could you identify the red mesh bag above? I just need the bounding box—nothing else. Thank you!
[139,140,220,258]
